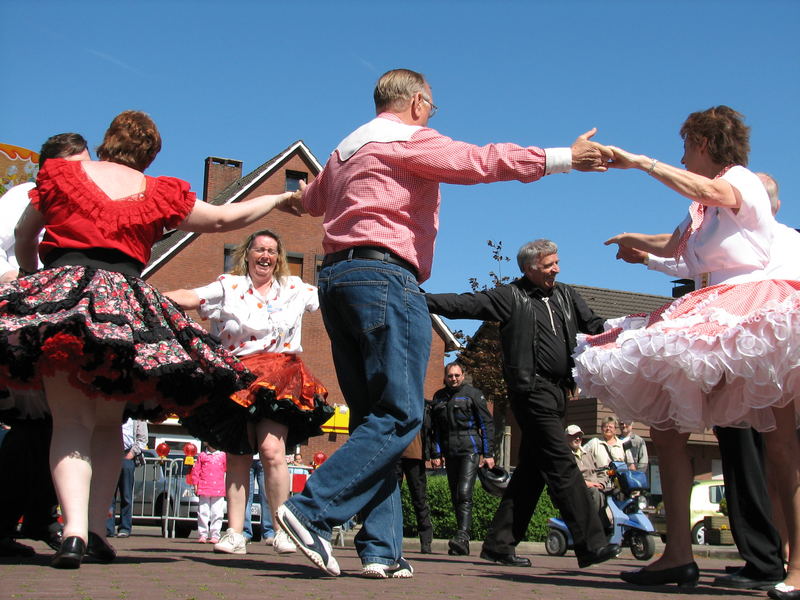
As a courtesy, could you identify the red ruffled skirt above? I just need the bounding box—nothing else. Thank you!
[181,352,333,454]
[573,279,800,433]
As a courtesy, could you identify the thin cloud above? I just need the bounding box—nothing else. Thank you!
[85,48,147,77]
[353,54,377,73]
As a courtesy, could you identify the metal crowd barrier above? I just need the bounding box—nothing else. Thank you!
[120,456,314,538]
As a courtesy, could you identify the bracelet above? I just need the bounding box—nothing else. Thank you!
[646,158,658,175]
[18,266,38,276]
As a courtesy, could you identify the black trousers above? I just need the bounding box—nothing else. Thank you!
[396,458,433,544]
[716,426,784,579]
[0,419,59,540]
[444,453,479,535]
[483,377,606,555]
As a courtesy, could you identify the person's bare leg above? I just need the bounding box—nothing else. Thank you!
[764,403,800,587]
[42,373,123,542]
[646,427,694,570]
[256,419,289,533]
[87,401,125,539]
[224,452,251,532]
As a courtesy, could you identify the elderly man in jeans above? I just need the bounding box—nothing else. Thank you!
[274,68,613,579]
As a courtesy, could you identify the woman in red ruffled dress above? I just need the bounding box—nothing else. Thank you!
[0,110,301,569]
[573,106,800,597]
[166,229,331,557]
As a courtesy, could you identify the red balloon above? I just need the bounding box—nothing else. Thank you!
[183,442,198,457]
[313,452,327,466]
[156,442,171,458]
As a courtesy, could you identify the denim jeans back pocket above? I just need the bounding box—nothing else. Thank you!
[329,279,388,333]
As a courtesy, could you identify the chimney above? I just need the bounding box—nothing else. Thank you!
[203,157,243,202]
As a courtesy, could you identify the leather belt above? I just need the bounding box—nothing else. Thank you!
[322,246,418,279]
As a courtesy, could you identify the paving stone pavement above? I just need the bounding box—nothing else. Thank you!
[0,527,768,600]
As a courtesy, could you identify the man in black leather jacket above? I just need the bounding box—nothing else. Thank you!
[426,239,618,569]
[429,362,494,556]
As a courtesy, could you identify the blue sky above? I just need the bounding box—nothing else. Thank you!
[3,1,799,337]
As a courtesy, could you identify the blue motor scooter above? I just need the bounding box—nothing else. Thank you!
[545,461,656,561]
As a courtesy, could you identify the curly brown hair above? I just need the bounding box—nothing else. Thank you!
[680,105,750,167]
[96,110,162,172]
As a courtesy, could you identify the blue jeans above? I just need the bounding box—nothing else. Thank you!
[107,458,135,535]
[285,259,430,566]
[244,458,272,540]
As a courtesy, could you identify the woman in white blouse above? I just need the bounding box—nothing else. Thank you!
[574,106,800,595]
[166,230,331,556]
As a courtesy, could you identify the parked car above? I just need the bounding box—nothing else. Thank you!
[111,450,263,538]
[652,479,725,545]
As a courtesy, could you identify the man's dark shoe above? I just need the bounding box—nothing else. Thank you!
[577,543,620,568]
[420,543,432,554]
[448,533,469,556]
[714,571,784,590]
[480,548,531,567]
[0,537,35,557]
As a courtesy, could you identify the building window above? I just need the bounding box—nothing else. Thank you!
[285,170,307,192]
[287,253,304,278]
[223,244,237,273]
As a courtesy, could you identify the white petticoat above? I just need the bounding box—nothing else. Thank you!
[573,279,800,433]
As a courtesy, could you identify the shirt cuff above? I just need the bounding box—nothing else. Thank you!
[544,147,572,175]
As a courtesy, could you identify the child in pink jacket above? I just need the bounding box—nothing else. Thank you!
[188,444,227,543]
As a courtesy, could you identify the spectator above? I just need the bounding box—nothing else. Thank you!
[107,418,148,538]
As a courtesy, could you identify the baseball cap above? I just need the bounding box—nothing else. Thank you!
[565,424,583,436]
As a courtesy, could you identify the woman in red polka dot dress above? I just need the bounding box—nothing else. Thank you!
[166,229,331,556]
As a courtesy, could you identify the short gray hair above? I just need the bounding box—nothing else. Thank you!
[517,239,558,272]
[374,68,427,113]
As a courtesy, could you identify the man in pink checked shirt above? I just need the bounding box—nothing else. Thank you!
[275,68,612,579]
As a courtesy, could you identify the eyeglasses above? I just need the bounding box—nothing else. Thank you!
[420,94,438,118]
[250,246,278,256]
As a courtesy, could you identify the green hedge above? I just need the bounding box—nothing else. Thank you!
[400,473,559,542]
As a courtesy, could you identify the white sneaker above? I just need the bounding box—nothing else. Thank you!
[274,504,340,576]
[273,529,297,554]
[362,557,414,579]
[213,528,246,555]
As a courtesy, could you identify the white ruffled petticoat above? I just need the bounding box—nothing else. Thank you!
[573,279,800,433]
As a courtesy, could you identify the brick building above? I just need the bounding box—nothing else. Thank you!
[143,141,458,460]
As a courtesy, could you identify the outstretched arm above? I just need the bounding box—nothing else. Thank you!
[605,227,682,258]
[178,190,303,234]
[607,145,741,209]
[163,288,201,310]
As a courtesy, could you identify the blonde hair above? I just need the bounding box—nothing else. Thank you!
[230,229,290,283]
[373,68,427,113]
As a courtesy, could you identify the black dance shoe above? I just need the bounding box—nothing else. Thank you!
[85,532,116,563]
[576,543,620,568]
[51,536,86,569]
[768,583,800,600]
[620,562,699,587]
[480,548,531,567]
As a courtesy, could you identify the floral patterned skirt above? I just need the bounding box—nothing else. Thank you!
[181,352,333,454]
[0,265,254,421]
